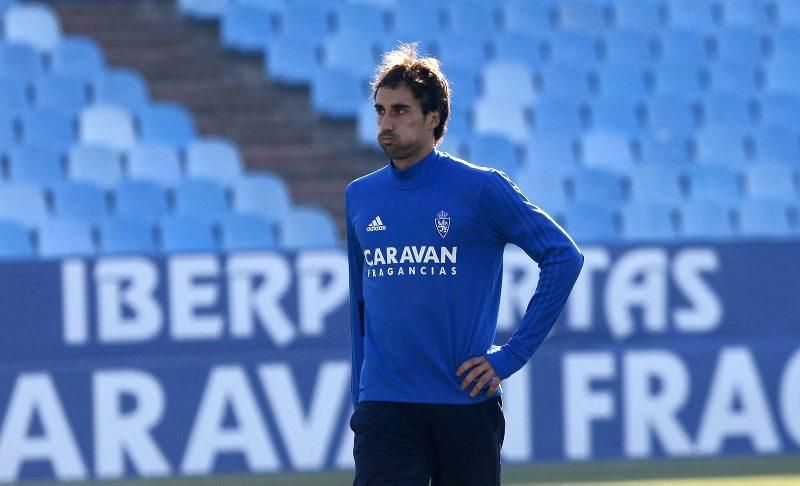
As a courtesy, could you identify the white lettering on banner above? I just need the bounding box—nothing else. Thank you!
[624,351,693,458]
[498,247,540,332]
[181,366,280,475]
[94,370,170,478]
[62,259,88,345]
[563,352,615,460]
[672,249,722,333]
[0,374,87,482]
[169,256,223,341]
[605,248,669,340]
[780,349,800,446]
[567,248,611,331]
[499,362,532,461]
[696,348,780,455]
[228,255,296,346]
[297,251,349,337]
[258,362,350,470]
[97,258,162,343]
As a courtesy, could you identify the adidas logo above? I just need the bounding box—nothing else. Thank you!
[366,216,387,232]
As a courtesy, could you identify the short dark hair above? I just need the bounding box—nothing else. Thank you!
[372,43,450,143]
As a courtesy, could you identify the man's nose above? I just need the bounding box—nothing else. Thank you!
[378,114,393,131]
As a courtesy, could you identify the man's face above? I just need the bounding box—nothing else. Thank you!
[374,84,437,162]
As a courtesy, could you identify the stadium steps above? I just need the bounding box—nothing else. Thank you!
[44,0,383,231]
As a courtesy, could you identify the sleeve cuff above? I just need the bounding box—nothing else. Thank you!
[484,344,526,380]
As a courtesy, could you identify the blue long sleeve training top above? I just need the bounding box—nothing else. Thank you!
[346,148,584,406]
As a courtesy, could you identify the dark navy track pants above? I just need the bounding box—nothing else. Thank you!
[350,396,505,485]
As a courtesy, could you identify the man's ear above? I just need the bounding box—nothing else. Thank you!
[427,111,440,131]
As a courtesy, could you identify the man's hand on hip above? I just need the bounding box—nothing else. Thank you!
[456,356,500,398]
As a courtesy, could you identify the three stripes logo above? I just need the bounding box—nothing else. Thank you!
[366,216,387,232]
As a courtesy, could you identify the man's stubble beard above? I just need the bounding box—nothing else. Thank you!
[380,139,420,162]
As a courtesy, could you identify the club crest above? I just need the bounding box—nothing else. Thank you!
[435,210,450,238]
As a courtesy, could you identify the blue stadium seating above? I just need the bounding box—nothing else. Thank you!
[221,3,274,53]
[436,34,488,68]
[765,58,800,96]
[629,164,686,204]
[545,31,599,65]
[219,213,277,251]
[3,3,61,51]
[572,168,626,205]
[621,202,677,240]
[178,0,229,21]
[473,97,529,144]
[612,0,663,33]
[356,101,377,147]
[502,0,553,33]
[443,0,497,36]
[20,109,75,148]
[466,134,520,176]
[174,179,230,223]
[658,29,709,63]
[745,164,798,201]
[0,221,33,259]
[752,125,800,162]
[601,30,654,67]
[0,184,49,229]
[0,42,44,82]
[680,202,735,239]
[265,35,319,85]
[447,66,480,108]
[137,102,196,149]
[0,110,16,148]
[539,63,592,99]
[0,77,27,111]
[666,0,718,32]
[491,32,544,70]
[391,0,441,44]
[50,36,104,82]
[51,182,109,224]
[482,61,536,106]
[654,63,706,97]
[92,68,149,109]
[702,92,754,128]
[279,2,331,43]
[7,146,65,187]
[233,172,292,223]
[563,202,618,242]
[737,200,794,237]
[334,2,386,42]
[759,93,800,129]
[596,64,650,101]
[159,216,216,253]
[776,1,800,27]
[719,0,771,28]
[126,143,183,187]
[688,165,743,206]
[186,137,243,186]
[68,144,123,189]
[637,134,692,165]
[322,34,377,80]
[79,105,137,150]
[526,133,580,167]
[311,69,365,118]
[558,0,607,34]
[114,180,169,224]
[98,217,156,255]
[646,95,698,138]
[532,99,583,133]
[588,98,641,132]
[714,28,763,65]
[708,62,760,94]
[695,126,750,165]
[280,205,339,249]
[33,75,88,114]
[37,220,94,258]
[770,27,800,61]
[581,131,635,174]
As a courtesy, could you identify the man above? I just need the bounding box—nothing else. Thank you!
[346,44,584,485]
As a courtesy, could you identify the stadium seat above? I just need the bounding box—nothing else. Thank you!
[33,75,89,113]
[3,3,61,51]
[20,109,76,149]
[601,30,655,67]
[666,0,718,32]
[545,31,599,66]
[98,217,156,255]
[136,102,196,149]
[178,0,230,21]
[637,134,692,165]
[621,202,677,240]
[713,28,763,65]
[126,144,183,187]
[0,220,33,259]
[334,2,386,42]
[759,93,800,129]
[611,0,663,33]
[596,64,650,101]
[436,34,488,68]
[775,1,800,27]
[0,111,15,150]
[445,102,472,139]
[356,101,377,147]
[737,200,794,237]
[37,220,94,258]
[465,134,520,176]
[539,64,592,99]
[557,0,607,33]
[646,95,698,138]
[219,212,277,251]
[447,66,480,108]
[563,202,618,242]
[159,216,216,253]
[473,98,529,144]
[745,164,798,201]
[51,182,110,224]
[0,42,45,82]
[185,137,243,186]
[443,0,497,35]
[391,0,442,44]
[701,92,754,128]
[491,32,544,70]
[322,34,377,80]
[311,69,366,118]
[658,29,709,63]
[752,125,800,162]
[770,27,800,62]
[708,62,760,94]
[50,36,105,82]
[0,77,28,111]
[114,180,169,224]
[581,131,635,174]
[221,3,274,53]
[280,204,338,249]
[7,146,65,188]
[174,179,230,223]
[687,165,742,206]
[765,58,800,96]
[265,35,319,86]
[232,172,292,223]
[68,144,123,189]
[695,126,750,165]
[653,63,706,97]
[92,68,149,109]
[588,98,641,133]
[502,0,553,33]
[481,61,536,106]
[572,168,626,206]
[525,132,580,168]
[516,167,572,208]
[79,104,137,150]
[438,136,466,159]
[532,99,583,133]
[679,202,735,239]
[0,184,49,229]
[279,2,331,43]
[718,0,771,28]
[633,163,688,202]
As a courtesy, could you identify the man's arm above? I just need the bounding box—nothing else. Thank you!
[460,170,584,393]
[345,192,365,407]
